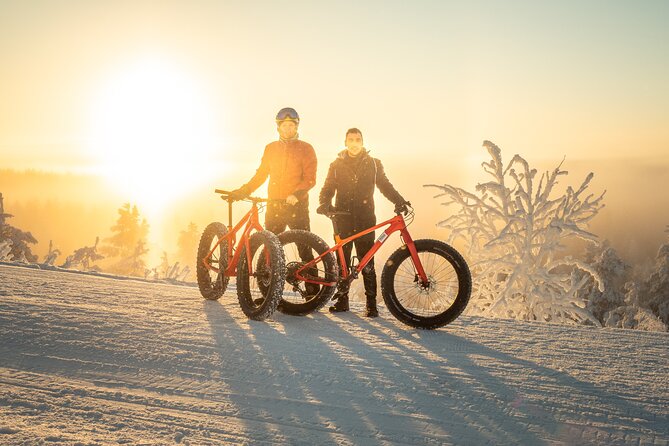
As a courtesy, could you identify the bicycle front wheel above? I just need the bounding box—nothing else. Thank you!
[196,222,229,300]
[381,239,471,329]
[236,230,286,321]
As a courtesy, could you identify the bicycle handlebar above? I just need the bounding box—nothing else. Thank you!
[215,189,268,203]
[322,206,413,219]
[324,210,351,217]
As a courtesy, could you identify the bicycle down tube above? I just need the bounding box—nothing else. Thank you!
[296,213,429,287]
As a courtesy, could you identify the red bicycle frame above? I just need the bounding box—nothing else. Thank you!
[296,213,429,287]
[202,191,266,277]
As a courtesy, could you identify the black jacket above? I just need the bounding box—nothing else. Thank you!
[319,149,405,228]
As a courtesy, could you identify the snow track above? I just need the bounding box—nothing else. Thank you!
[1,264,668,445]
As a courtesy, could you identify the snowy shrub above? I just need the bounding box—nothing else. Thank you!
[176,222,199,272]
[42,240,61,266]
[0,192,38,262]
[60,237,104,271]
[604,282,667,332]
[102,203,149,276]
[579,235,669,332]
[0,223,39,263]
[108,240,149,277]
[426,140,605,325]
[577,243,630,323]
[635,243,669,327]
[151,252,191,282]
[0,239,13,261]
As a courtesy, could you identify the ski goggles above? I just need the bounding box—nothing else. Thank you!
[276,107,299,122]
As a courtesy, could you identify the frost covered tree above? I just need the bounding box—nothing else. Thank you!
[42,240,61,266]
[634,240,669,328]
[178,265,191,282]
[176,222,198,272]
[60,237,104,271]
[157,252,171,278]
[0,226,38,263]
[576,233,668,332]
[576,242,630,323]
[102,203,149,276]
[609,227,669,331]
[0,239,13,261]
[603,281,667,332]
[102,203,149,258]
[153,251,191,282]
[109,240,148,277]
[155,252,177,279]
[0,192,38,263]
[427,140,605,325]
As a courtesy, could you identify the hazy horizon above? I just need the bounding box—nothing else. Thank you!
[2,147,667,271]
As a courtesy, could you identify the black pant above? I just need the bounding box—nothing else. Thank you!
[337,219,377,303]
[265,200,314,268]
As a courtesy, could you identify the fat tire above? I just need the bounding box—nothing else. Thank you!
[236,230,286,321]
[275,230,338,316]
[381,239,471,329]
[196,222,229,300]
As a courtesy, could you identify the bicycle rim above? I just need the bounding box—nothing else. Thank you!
[392,251,461,317]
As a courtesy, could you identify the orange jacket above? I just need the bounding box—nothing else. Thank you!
[240,139,317,201]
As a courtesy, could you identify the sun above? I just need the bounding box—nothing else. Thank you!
[87,56,219,216]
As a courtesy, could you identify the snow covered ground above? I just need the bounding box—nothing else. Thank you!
[1,264,667,445]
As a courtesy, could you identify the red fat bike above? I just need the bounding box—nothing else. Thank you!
[196,189,286,321]
[283,205,472,329]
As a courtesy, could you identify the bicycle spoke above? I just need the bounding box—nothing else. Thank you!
[392,251,461,317]
[197,222,230,301]
[281,241,326,304]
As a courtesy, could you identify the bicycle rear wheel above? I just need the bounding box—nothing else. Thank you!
[381,239,471,329]
[196,222,229,300]
[275,230,338,315]
[236,230,286,320]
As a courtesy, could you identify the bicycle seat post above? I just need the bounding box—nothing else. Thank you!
[227,199,233,231]
[331,217,341,243]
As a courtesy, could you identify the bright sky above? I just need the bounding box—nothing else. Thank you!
[2,0,668,164]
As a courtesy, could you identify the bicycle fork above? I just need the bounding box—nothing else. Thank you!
[354,227,430,288]
[399,229,430,288]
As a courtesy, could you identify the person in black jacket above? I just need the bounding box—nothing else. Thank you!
[317,128,409,317]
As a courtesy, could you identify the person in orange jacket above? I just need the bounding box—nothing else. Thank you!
[230,107,317,234]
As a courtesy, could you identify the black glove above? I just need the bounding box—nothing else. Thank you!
[228,188,247,201]
[394,201,411,216]
[317,203,335,215]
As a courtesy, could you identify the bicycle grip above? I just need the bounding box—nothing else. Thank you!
[215,189,231,195]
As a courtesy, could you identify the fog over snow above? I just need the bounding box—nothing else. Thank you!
[1,264,667,445]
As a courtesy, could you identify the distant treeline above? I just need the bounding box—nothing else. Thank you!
[0,169,205,268]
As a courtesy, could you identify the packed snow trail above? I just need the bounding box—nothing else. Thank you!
[0,264,668,445]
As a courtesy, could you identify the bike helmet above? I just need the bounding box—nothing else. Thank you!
[276,107,300,124]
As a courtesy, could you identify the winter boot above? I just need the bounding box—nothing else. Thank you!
[365,295,379,318]
[362,264,379,317]
[365,306,379,318]
[329,293,349,313]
